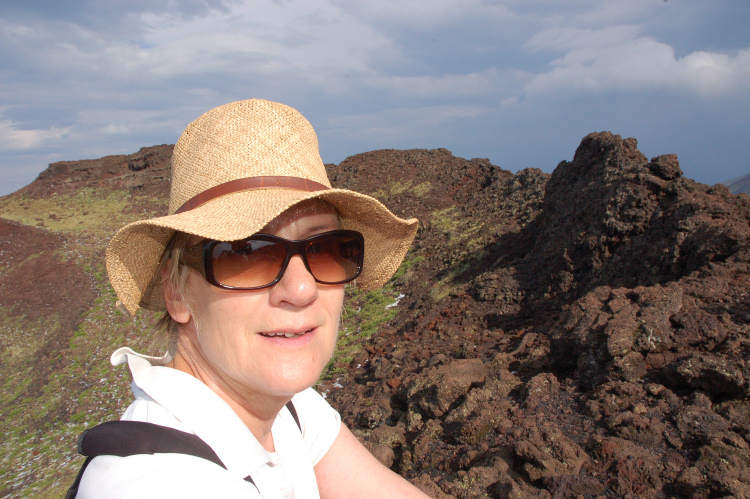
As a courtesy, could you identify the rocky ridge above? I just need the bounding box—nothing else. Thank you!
[321,133,750,498]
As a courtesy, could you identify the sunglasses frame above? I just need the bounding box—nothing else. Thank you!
[183,230,364,291]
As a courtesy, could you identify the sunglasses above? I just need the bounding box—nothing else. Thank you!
[183,230,364,290]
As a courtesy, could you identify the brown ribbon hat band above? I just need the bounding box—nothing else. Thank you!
[175,176,330,214]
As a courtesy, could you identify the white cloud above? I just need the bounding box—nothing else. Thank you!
[524,26,750,98]
[331,0,514,30]
[0,119,70,150]
[131,0,392,80]
[101,124,130,135]
[677,50,750,95]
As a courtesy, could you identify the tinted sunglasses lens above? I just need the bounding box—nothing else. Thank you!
[210,239,286,288]
[305,234,362,284]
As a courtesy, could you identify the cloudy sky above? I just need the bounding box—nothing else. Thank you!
[1,0,749,196]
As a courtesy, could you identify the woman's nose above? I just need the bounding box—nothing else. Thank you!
[269,254,318,307]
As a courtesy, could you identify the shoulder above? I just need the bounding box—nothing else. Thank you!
[291,387,336,413]
[77,453,258,499]
[287,388,341,466]
[290,387,340,433]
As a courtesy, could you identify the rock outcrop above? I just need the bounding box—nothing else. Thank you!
[323,132,750,498]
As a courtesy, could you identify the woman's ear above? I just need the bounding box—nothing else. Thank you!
[162,263,192,324]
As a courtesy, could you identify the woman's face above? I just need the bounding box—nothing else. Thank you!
[172,200,345,401]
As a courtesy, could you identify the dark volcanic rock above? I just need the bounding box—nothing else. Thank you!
[26,144,172,199]
[322,132,750,497]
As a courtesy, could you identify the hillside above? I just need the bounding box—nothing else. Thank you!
[1,133,749,498]
[725,172,750,196]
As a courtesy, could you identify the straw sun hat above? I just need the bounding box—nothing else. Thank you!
[106,99,419,316]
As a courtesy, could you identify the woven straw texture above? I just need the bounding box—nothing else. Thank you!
[106,99,418,315]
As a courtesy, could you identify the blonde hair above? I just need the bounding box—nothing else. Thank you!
[154,231,194,356]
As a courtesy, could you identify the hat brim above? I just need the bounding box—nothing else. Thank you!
[106,188,418,315]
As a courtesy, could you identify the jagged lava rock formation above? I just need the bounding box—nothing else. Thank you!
[321,132,750,498]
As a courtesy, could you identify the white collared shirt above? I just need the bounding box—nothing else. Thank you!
[77,347,341,498]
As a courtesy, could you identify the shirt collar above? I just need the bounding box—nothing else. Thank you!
[111,347,275,478]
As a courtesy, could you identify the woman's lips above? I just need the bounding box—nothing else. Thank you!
[259,327,314,339]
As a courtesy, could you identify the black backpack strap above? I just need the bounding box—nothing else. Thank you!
[65,456,92,499]
[66,421,237,498]
[78,421,226,464]
[67,401,301,498]
[285,400,301,430]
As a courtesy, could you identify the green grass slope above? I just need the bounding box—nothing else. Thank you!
[0,188,165,497]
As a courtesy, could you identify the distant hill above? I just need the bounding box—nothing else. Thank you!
[1,134,749,497]
[723,171,750,195]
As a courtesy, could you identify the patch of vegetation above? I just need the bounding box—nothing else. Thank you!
[412,181,432,198]
[392,254,425,281]
[0,189,155,237]
[0,312,60,372]
[426,206,493,302]
[430,206,461,233]
[323,286,399,379]
[373,180,432,200]
[430,207,485,250]
[429,249,489,302]
[322,254,422,380]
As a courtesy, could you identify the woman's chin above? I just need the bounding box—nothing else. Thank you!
[265,365,325,396]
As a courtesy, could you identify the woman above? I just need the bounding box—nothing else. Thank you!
[75,99,428,497]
